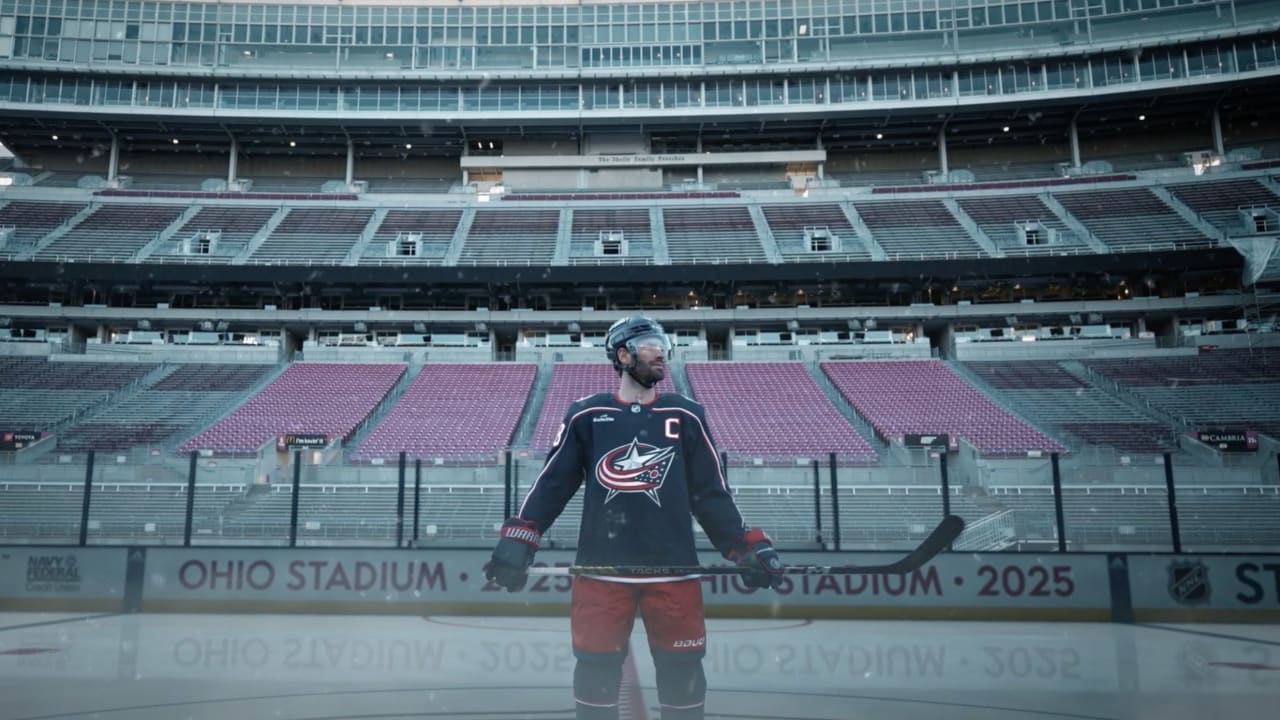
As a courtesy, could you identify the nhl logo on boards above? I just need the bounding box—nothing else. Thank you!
[1167,560,1211,606]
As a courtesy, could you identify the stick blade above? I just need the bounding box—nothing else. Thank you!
[899,514,966,569]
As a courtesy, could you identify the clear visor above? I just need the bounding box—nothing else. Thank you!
[631,334,672,353]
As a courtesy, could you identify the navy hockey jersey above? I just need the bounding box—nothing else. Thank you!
[517,391,748,574]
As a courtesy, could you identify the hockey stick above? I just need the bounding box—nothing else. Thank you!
[527,514,964,578]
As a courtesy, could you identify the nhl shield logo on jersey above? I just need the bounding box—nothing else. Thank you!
[1167,559,1211,606]
[594,437,676,506]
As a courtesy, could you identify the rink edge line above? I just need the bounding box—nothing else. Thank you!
[137,598,1111,621]
[0,598,121,612]
[1132,609,1280,623]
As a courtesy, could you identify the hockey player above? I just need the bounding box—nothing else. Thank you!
[485,314,784,720]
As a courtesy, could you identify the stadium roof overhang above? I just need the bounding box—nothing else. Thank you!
[0,247,1246,321]
[1,78,1276,159]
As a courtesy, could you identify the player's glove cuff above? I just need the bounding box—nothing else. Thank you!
[726,528,784,590]
[487,518,541,592]
[498,517,541,550]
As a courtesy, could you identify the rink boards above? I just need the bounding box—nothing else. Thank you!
[1,546,1278,621]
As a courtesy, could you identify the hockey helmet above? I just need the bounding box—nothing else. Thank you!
[605,315,672,372]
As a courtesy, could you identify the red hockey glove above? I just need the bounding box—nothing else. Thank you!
[726,528,784,590]
[486,518,540,592]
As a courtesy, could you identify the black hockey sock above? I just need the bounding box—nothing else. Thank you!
[574,654,624,720]
[653,651,706,720]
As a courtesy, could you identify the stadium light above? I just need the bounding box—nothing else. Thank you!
[289,141,296,147]
[51,134,58,140]
[1138,114,1146,121]
[1002,126,1010,132]
[875,133,883,140]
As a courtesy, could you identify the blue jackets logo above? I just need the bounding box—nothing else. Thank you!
[594,437,675,506]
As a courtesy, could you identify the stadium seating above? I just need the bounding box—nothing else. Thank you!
[568,208,655,265]
[1167,178,1280,233]
[684,362,879,466]
[985,485,1173,549]
[1084,350,1280,439]
[851,199,985,258]
[32,204,185,261]
[1052,188,1211,252]
[361,208,461,264]
[248,207,374,263]
[956,195,1091,255]
[963,360,1176,454]
[761,203,873,260]
[148,206,277,262]
[57,363,272,453]
[981,484,1280,551]
[352,363,535,463]
[459,208,560,265]
[0,201,88,251]
[178,363,406,455]
[822,360,1066,456]
[663,206,768,263]
[0,358,159,429]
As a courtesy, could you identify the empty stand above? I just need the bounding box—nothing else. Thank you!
[458,209,560,264]
[1053,188,1211,252]
[352,363,535,463]
[1177,486,1280,550]
[57,363,272,453]
[964,360,1176,454]
[248,207,373,263]
[33,204,185,261]
[568,208,655,264]
[0,200,87,250]
[684,362,879,466]
[178,363,405,455]
[823,360,1066,457]
[663,206,767,263]
[761,203,872,260]
[987,485,1174,550]
[1084,350,1280,438]
[851,199,985,258]
[361,208,461,264]
[1167,178,1279,233]
[149,205,276,262]
[956,195,1090,255]
[0,358,158,429]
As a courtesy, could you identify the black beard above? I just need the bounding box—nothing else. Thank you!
[631,360,665,387]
